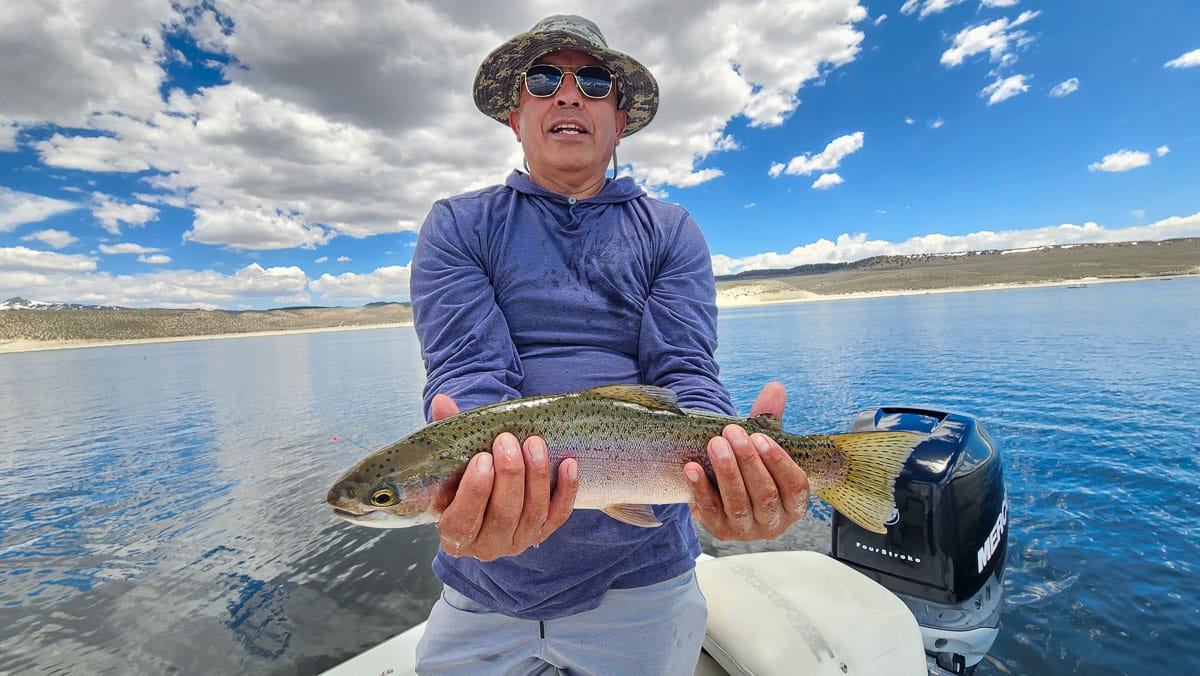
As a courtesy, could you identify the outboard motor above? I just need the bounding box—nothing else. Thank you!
[831,408,1007,675]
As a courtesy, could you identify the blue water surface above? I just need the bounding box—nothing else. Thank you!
[1,277,1197,674]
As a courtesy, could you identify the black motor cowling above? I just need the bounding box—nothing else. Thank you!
[831,407,1007,675]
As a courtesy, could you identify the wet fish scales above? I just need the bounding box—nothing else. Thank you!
[326,385,923,533]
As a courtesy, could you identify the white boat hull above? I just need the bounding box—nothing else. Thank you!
[322,551,925,675]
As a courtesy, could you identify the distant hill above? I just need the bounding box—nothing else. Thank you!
[0,303,412,345]
[715,237,1200,301]
[3,237,1197,349]
[716,238,1200,282]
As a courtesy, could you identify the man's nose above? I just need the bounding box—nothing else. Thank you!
[555,74,583,106]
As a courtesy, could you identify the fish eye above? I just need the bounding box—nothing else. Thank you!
[370,487,398,506]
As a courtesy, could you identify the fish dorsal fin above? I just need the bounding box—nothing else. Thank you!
[601,504,663,528]
[588,385,683,414]
[749,413,783,432]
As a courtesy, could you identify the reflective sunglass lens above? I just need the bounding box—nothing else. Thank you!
[524,65,613,99]
[574,66,613,98]
[525,65,563,97]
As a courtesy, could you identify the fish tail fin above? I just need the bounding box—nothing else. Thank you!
[815,431,923,534]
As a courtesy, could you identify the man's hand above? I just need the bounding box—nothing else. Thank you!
[430,394,579,561]
[685,382,810,541]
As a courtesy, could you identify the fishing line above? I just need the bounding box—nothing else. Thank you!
[330,435,374,453]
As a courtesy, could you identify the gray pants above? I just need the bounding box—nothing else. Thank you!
[415,569,708,675]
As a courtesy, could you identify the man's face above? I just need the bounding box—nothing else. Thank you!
[508,49,627,188]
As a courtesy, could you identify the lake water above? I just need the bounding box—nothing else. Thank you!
[1,277,1197,674]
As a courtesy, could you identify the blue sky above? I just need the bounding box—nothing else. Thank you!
[1,0,1198,309]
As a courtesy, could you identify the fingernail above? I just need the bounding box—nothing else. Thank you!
[566,460,578,481]
[711,441,732,461]
[726,426,748,445]
[751,435,772,454]
[476,453,493,473]
[685,468,701,483]
[500,435,519,459]
[530,438,547,464]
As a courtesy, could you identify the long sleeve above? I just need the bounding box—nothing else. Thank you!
[410,199,523,420]
[638,209,735,416]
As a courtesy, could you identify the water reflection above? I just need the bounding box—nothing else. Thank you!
[2,280,1199,673]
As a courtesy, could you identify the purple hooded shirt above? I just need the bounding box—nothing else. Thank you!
[409,170,733,620]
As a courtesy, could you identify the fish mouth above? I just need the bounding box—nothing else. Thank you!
[330,506,406,529]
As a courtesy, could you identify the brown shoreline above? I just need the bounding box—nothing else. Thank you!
[3,238,1197,354]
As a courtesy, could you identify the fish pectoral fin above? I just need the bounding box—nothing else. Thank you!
[588,385,683,414]
[601,504,663,527]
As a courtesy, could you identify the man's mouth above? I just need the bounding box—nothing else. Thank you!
[551,123,588,136]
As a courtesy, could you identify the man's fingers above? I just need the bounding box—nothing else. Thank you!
[437,452,493,555]
[748,381,786,420]
[724,425,790,535]
[755,435,810,518]
[685,461,724,528]
[514,435,552,545]
[431,393,460,422]
[471,433,525,558]
[707,434,755,534]
[544,458,579,534]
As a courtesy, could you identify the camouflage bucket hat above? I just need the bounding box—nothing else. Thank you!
[473,15,659,137]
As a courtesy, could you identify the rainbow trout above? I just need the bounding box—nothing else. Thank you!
[326,385,923,533]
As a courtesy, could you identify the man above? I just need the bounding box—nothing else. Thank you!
[409,15,810,674]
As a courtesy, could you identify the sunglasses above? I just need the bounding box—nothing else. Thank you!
[523,64,615,100]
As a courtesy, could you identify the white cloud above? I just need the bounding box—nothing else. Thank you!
[2,0,875,252]
[0,188,79,232]
[929,118,945,129]
[941,11,1040,67]
[711,211,1200,275]
[873,14,887,26]
[336,256,351,263]
[1049,77,1079,97]
[903,0,968,19]
[812,173,844,190]
[0,262,311,309]
[309,265,412,303]
[905,117,915,125]
[1089,150,1151,173]
[0,116,17,152]
[22,229,77,248]
[138,254,171,264]
[1164,49,1200,68]
[315,256,329,264]
[185,204,333,250]
[769,131,865,177]
[981,74,1030,104]
[1157,145,1170,157]
[0,0,172,128]
[38,135,153,173]
[91,195,159,235]
[980,0,1020,7]
[0,246,97,272]
[99,243,161,255]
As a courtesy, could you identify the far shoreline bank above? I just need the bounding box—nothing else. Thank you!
[3,273,1192,355]
[0,322,413,355]
[715,273,1190,309]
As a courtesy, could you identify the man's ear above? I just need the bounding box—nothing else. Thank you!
[508,109,522,140]
[614,109,627,145]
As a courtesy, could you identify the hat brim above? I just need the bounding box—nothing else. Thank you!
[473,30,659,137]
